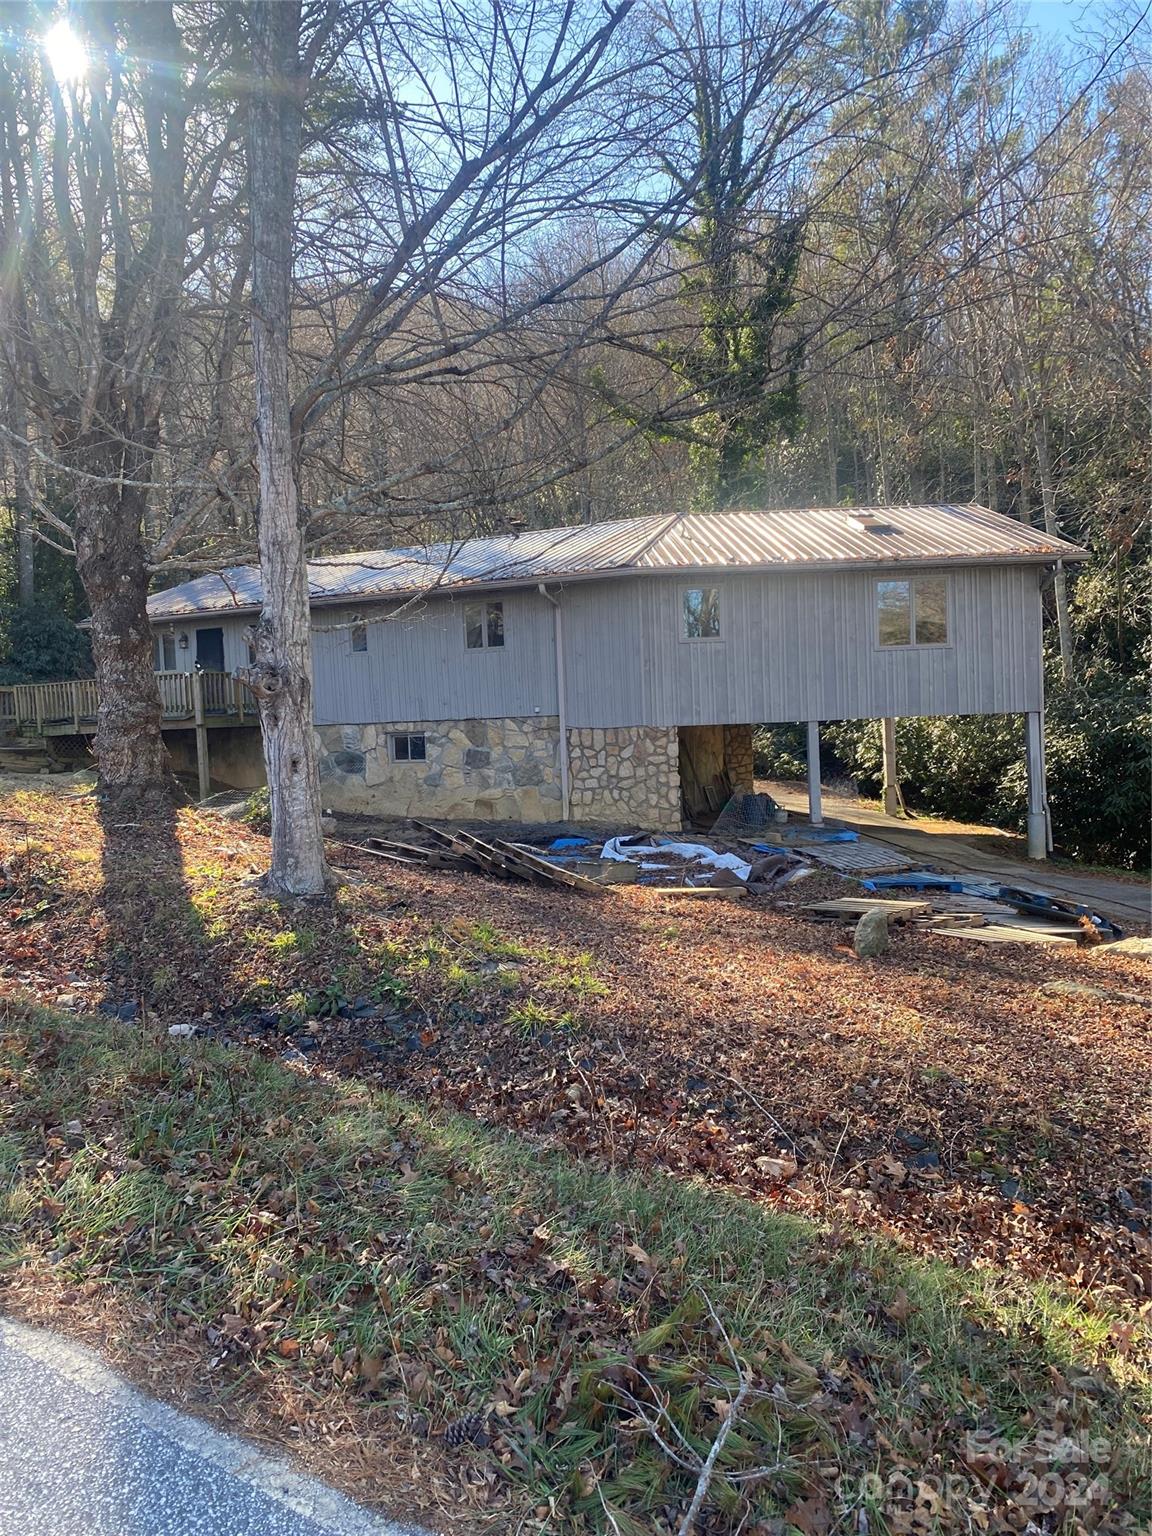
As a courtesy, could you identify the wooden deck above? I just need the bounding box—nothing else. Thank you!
[0,672,251,736]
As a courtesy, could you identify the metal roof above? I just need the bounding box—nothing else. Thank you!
[147,505,1087,621]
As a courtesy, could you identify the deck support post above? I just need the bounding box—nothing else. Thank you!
[881,717,899,817]
[1025,710,1047,861]
[806,719,823,826]
[192,670,210,803]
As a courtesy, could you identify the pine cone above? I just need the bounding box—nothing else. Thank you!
[442,1412,488,1449]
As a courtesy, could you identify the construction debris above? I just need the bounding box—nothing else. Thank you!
[324,811,1128,946]
[334,823,604,893]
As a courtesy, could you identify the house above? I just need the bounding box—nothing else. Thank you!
[137,504,1087,858]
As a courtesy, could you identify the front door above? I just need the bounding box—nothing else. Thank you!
[195,627,225,671]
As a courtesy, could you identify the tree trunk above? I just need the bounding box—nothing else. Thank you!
[72,461,174,814]
[1032,411,1073,682]
[7,385,35,605]
[244,0,330,898]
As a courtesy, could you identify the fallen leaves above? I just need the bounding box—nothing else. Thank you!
[0,789,1150,1535]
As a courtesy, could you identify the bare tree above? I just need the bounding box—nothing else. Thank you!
[0,2,236,810]
[240,0,333,897]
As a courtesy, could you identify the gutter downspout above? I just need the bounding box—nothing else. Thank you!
[538,583,570,822]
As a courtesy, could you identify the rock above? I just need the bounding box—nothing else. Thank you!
[1093,936,1152,962]
[167,1023,196,1038]
[64,1120,83,1137]
[853,908,891,958]
[56,994,77,1009]
[464,747,490,770]
[911,1148,940,1170]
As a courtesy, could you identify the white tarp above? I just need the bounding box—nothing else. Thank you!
[600,837,752,883]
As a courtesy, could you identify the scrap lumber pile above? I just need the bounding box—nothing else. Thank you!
[338,822,603,893]
[802,880,1117,946]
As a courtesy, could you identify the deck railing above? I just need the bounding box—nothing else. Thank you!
[0,670,247,731]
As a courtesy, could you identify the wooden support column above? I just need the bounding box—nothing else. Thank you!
[1025,710,1047,861]
[806,719,823,826]
[881,717,899,817]
[192,669,211,802]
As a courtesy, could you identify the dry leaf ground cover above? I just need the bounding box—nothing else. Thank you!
[0,787,1149,1534]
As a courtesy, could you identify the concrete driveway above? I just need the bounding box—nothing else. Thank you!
[0,1318,429,1536]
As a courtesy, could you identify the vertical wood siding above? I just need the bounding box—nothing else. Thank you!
[560,565,1044,725]
[309,589,558,727]
[151,563,1044,726]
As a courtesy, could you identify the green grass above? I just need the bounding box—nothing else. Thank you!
[0,997,1146,1533]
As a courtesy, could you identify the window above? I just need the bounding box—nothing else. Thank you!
[683,587,721,640]
[464,601,504,649]
[350,620,368,653]
[877,576,949,647]
[391,733,426,762]
[155,632,176,671]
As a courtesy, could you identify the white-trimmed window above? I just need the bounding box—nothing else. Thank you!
[155,631,177,670]
[350,620,368,653]
[391,732,426,762]
[464,601,504,649]
[683,587,721,640]
[876,576,949,647]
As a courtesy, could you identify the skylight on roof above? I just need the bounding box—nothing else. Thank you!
[846,512,893,532]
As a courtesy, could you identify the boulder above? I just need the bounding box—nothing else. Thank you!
[1093,936,1152,962]
[853,907,891,958]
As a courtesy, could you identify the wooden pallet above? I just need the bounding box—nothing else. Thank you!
[928,923,1077,947]
[799,839,917,874]
[805,897,929,919]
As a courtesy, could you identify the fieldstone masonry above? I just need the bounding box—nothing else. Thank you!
[722,723,755,794]
[567,725,682,831]
[315,716,562,822]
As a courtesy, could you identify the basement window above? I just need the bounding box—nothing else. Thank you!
[877,576,949,647]
[350,620,368,653]
[683,587,721,640]
[465,601,504,649]
[391,733,426,762]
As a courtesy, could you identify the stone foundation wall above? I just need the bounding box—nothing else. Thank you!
[567,725,681,831]
[723,723,755,794]
[315,716,563,822]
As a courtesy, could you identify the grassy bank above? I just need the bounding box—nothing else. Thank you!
[1,997,1146,1535]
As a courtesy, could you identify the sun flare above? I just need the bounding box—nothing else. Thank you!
[43,18,89,84]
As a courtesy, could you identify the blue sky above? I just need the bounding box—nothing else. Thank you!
[1021,0,1089,37]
